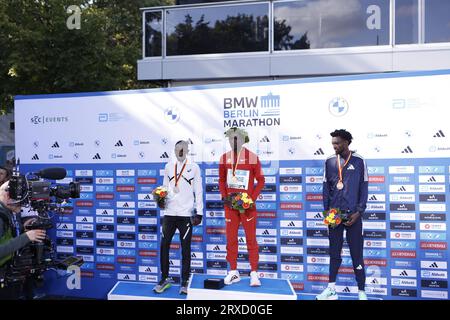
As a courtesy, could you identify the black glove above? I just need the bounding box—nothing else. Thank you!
[191,214,203,226]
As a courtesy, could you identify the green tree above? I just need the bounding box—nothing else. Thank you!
[0,0,173,114]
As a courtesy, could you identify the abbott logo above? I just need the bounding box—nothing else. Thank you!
[329,97,349,117]
[66,265,81,290]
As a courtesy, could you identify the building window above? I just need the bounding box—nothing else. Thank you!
[145,11,162,57]
[425,0,450,43]
[395,0,418,44]
[166,3,269,56]
[273,0,389,51]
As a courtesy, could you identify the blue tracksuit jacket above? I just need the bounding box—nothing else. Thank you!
[323,152,368,214]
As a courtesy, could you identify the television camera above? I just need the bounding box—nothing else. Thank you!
[2,162,83,285]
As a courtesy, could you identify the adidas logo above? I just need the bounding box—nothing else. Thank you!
[356,265,363,270]
[401,146,413,153]
[347,164,355,170]
[102,210,109,215]
[32,154,39,160]
[160,152,169,159]
[51,141,60,148]
[342,287,351,293]
[260,136,270,142]
[145,267,152,272]
[82,217,88,222]
[62,224,68,229]
[371,278,379,284]
[429,262,439,268]
[169,260,174,266]
[191,253,197,258]
[428,176,437,182]
[123,275,130,280]
[400,270,409,276]
[433,130,445,138]
[398,186,406,192]
[314,148,324,155]
[93,153,101,160]
[262,230,270,235]
[115,140,124,147]
[144,194,151,200]
[213,245,221,251]
[314,213,322,219]
[238,237,245,243]
[288,221,296,227]
[369,195,377,201]
[122,203,129,208]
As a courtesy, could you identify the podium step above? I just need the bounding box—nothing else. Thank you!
[187,274,297,300]
[108,281,187,300]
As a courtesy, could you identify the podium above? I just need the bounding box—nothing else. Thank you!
[108,281,186,300]
[187,274,297,300]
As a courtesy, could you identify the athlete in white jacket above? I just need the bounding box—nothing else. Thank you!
[153,140,203,295]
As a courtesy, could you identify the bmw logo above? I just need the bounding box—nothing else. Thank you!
[329,97,349,117]
[164,106,180,123]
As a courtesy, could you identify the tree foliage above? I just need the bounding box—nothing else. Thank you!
[0,0,173,114]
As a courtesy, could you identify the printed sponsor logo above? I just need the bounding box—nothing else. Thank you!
[420,232,446,240]
[279,185,302,193]
[280,168,302,175]
[306,238,329,247]
[391,289,417,297]
[389,185,415,193]
[389,166,414,174]
[418,175,445,183]
[390,232,416,240]
[419,203,446,212]
[363,222,386,230]
[281,264,304,272]
[390,212,416,221]
[369,176,385,183]
[421,270,447,279]
[419,194,446,202]
[364,231,386,239]
[280,246,303,255]
[391,269,417,277]
[389,194,415,202]
[257,193,277,201]
[391,241,416,249]
[364,240,386,248]
[390,203,415,212]
[420,223,447,231]
[420,290,448,299]
[96,232,115,239]
[419,184,446,193]
[391,250,416,258]
[420,242,447,250]
[366,203,386,211]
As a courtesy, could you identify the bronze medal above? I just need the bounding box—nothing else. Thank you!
[336,181,344,190]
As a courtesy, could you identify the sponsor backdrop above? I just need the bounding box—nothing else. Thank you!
[14,70,450,299]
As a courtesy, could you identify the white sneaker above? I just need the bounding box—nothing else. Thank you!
[250,271,261,287]
[224,270,241,285]
[315,287,338,300]
[358,291,368,300]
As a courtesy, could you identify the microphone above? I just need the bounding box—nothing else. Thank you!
[35,167,67,180]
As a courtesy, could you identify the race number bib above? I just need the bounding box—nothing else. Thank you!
[227,169,250,190]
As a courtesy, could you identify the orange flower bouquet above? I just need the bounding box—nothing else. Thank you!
[152,186,168,209]
[230,192,254,214]
[322,208,348,229]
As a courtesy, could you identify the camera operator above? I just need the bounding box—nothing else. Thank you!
[0,165,12,186]
[0,181,46,300]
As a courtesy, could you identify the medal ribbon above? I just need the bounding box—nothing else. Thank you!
[337,152,352,183]
[174,160,187,187]
[232,148,243,178]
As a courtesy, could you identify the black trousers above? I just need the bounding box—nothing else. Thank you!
[160,216,192,284]
[328,216,366,291]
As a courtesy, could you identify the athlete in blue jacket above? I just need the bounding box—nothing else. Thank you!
[316,129,368,300]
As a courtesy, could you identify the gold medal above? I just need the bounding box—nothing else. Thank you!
[336,181,344,190]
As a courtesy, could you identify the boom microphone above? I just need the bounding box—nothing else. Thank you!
[35,167,67,180]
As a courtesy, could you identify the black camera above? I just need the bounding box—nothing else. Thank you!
[2,163,83,285]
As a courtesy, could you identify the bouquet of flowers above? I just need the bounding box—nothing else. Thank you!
[152,186,168,209]
[229,192,254,214]
[322,208,348,228]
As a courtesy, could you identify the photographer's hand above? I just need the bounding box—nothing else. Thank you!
[26,229,46,242]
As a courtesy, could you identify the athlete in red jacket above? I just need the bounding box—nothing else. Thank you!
[219,127,265,287]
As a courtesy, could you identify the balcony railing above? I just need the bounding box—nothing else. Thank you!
[141,0,450,59]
